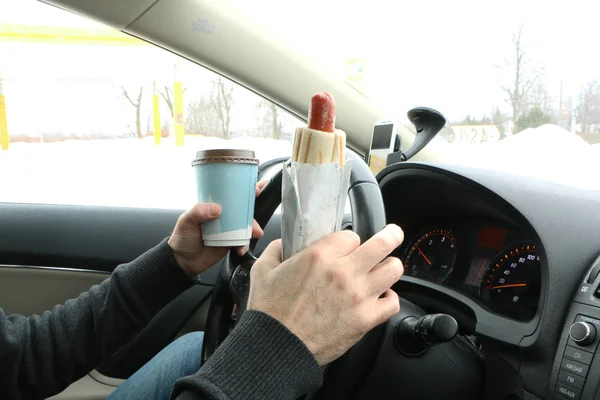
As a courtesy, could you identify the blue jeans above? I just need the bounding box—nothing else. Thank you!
[107,331,203,400]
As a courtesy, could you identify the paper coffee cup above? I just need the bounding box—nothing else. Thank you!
[192,149,259,247]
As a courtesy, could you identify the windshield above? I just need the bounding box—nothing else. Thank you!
[0,0,300,209]
[1,0,599,211]
[228,0,600,189]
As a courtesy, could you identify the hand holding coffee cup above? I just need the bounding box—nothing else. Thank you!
[168,175,266,277]
[192,149,260,247]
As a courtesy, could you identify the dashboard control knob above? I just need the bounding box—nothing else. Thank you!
[569,322,596,345]
[395,313,458,356]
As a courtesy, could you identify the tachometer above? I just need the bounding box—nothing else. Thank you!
[403,228,457,283]
[482,242,541,320]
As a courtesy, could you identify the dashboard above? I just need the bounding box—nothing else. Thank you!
[396,220,541,321]
[373,161,600,399]
[251,159,600,399]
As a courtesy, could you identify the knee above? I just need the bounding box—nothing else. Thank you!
[173,331,204,352]
[166,331,204,374]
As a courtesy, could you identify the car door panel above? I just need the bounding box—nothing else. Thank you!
[0,266,109,316]
[0,203,215,396]
[0,202,283,399]
[0,203,183,273]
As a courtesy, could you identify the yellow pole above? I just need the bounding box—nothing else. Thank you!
[0,95,8,151]
[173,64,185,146]
[153,81,161,145]
[0,66,8,150]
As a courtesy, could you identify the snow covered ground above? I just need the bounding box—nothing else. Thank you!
[0,136,292,210]
[449,125,600,191]
[1,126,599,212]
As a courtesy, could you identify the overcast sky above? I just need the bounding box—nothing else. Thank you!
[2,0,600,122]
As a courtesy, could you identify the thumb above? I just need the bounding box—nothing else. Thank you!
[189,203,221,224]
[175,203,222,234]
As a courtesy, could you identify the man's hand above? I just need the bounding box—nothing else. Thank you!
[247,225,404,365]
[168,181,268,276]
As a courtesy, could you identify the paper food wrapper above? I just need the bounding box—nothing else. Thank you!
[281,158,353,260]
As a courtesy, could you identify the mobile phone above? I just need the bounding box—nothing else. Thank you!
[368,120,396,174]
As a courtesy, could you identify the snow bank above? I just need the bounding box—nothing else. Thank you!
[449,124,600,191]
[0,136,292,209]
[1,125,599,212]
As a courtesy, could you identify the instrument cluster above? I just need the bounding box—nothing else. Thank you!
[396,221,542,321]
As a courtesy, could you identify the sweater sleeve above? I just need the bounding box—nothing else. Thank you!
[0,238,194,400]
[171,310,323,400]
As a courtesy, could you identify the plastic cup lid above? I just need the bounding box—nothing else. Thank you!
[194,149,256,159]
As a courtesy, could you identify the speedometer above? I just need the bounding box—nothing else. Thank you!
[403,228,457,283]
[482,242,541,321]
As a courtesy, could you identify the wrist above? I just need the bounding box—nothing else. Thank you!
[168,238,196,278]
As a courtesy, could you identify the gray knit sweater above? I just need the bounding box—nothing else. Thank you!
[0,239,323,399]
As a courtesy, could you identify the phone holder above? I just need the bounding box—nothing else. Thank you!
[385,134,404,166]
[385,107,446,167]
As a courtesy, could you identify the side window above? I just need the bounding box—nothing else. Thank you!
[0,0,301,209]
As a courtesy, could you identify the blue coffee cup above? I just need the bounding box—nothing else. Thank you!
[192,149,259,247]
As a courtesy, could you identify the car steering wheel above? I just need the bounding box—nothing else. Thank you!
[201,149,386,360]
[201,151,486,399]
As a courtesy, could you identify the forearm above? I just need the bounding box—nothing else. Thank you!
[171,311,323,400]
[0,239,194,400]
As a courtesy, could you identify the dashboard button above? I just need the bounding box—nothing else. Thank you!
[564,346,594,365]
[558,370,585,390]
[561,358,589,377]
[569,322,596,345]
[556,382,581,400]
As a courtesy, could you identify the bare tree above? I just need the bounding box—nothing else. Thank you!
[499,26,543,133]
[209,77,235,139]
[186,96,219,136]
[257,99,285,139]
[578,80,600,134]
[158,86,174,117]
[490,106,509,137]
[158,86,188,117]
[121,86,144,139]
[527,82,553,114]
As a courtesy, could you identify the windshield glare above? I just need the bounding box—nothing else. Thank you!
[229,0,600,188]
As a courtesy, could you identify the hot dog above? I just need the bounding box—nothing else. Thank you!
[308,92,336,133]
[293,92,346,165]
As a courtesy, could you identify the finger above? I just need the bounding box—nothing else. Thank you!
[367,257,404,296]
[254,239,282,272]
[347,225,404,273]
[302,230,361,259]
[252,219,264,239]
[235,245,249,256]
[372,289,400,326]
[256,180,268,197]
[178,203,221,231]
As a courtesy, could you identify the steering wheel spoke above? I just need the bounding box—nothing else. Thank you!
[229,259,254,306]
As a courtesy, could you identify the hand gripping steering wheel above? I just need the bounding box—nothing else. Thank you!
[201,148,385,375]
[201,150,485,400]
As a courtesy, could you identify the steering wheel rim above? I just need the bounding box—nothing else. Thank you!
[201,150,387,393]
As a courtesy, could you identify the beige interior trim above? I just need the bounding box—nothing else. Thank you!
[46,371,122,400]
[40,0,156,29]
[89,370,126,388]
[0,266,109,316]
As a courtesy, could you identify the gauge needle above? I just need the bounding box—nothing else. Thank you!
[490,283,528,290]
[416,246,432,265]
